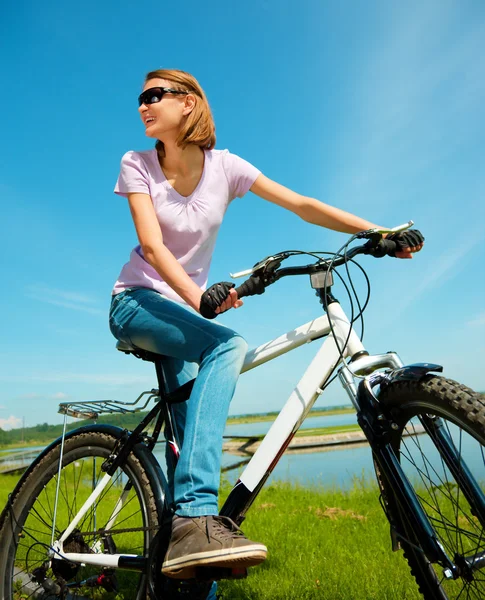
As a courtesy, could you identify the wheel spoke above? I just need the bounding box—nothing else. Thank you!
[400,437,464,556]
[78,467,124,534]
[376,377,485,598]
[3,435,156,599]
[402,425,457,553]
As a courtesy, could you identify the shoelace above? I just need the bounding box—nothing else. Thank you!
[205,515,245,543]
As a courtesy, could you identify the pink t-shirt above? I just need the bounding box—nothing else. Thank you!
[112,148,261,303]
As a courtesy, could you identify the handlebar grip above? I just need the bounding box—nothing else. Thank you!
[235,275,266,298]
[380,239,398,256]
[366,238,398,258]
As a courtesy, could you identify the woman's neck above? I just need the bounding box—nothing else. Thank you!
[159,142,205,177]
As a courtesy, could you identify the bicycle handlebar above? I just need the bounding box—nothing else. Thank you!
[233,237,400,300]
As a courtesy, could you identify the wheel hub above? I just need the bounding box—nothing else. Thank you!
[51,529,90,580]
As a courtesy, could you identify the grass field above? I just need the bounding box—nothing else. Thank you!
[226,407,355,426]
[215,478,422,600]
[0,473,423,599]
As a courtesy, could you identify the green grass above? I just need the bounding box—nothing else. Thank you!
[227,424,361,443]
[0,474,19,506]
[0,440,45,451]
[294,424,360,437]
[216,478,422,599]
[0,474,423,599]
[227,407,355,425]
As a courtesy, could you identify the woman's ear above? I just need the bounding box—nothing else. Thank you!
[182,93,196,116]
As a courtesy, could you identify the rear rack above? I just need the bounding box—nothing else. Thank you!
[58,389,161,420]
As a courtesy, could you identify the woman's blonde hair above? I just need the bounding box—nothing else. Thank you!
[144,69,216,158]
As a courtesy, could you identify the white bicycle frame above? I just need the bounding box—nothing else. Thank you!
[51,300,405,569]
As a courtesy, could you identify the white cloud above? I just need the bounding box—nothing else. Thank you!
[26,285,98,305]
[0,373,154,385]
[373,228,485,327]
[0,416,22,430]
[25,285,104,316]
[468,313,485,327]
[329,1,485,206]
[52,327,86,336]
[14,392,72,401]
[403,232,485,303]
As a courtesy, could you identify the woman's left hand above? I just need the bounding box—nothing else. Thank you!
[386,229,425,259]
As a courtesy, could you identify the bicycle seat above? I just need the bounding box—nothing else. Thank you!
[116,341,163,363]
[116,340,136,353]
[116,341,195,403]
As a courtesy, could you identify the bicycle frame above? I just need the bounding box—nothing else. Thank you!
[223,303,390,512]
[48,297,463,575]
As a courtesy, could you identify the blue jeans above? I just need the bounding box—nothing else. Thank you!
[109,287,247,517]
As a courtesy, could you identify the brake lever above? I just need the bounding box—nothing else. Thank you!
[230,256,274,279]
[356,220,414,239]
[230,253,289,279]
[261,256,285,283]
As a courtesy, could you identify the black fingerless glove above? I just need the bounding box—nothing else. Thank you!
[200,281,235,319]
[385,229,425,256]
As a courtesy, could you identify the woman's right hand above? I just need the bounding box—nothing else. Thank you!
[199,283,243,319]
[215,288,243,314]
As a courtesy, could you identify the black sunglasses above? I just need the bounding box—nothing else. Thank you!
[138,87,188,107]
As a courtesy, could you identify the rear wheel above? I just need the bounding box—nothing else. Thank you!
[376,376,485,599]
[0,431,159,599]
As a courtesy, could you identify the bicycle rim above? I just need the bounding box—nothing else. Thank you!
[4,437,156,599]
[385,401,485,598]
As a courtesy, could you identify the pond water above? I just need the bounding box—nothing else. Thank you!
[217,412,375,490]
[151,412,372,489]
[215,418,485,490]
[224,412,357,438]
[218,442,377,489]
[5,415,485,494]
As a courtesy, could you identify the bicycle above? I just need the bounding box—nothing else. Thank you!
[1,221,484,600]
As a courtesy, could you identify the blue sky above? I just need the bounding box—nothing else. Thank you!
[1,0,484,430]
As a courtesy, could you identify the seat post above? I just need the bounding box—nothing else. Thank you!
[154,358,169,399]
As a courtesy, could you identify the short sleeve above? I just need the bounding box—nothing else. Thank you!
[114,151,150,197]
[221,150,261,200]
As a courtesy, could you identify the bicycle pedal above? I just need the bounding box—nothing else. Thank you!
[194,566,248,581]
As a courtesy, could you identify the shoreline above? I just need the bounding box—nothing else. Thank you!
[223,425,425,455]
[223,430,367,455]
[226,406,354,425]
[0,408,356,453]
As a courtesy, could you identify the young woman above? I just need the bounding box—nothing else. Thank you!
[109,69,424,589]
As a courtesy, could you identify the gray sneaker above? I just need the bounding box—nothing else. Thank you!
[162,515,267,579]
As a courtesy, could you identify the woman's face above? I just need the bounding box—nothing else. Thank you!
[138,78,193,140]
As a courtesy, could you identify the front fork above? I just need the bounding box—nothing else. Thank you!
[339,357,461,577]
[356,362,485,579]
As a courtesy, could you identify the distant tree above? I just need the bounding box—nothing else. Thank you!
[0,428,9,445]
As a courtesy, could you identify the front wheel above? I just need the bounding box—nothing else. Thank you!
[0,431,159,599]
[376,375,485,599]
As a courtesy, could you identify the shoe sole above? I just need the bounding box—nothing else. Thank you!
[162,544,267,579]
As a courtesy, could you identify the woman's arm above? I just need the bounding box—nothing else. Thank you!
[127,193,242,313]
[127,193,205,311]
[250,174,382,233]
[250,174,423,257]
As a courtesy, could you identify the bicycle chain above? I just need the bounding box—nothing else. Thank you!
[77,524,160,537]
